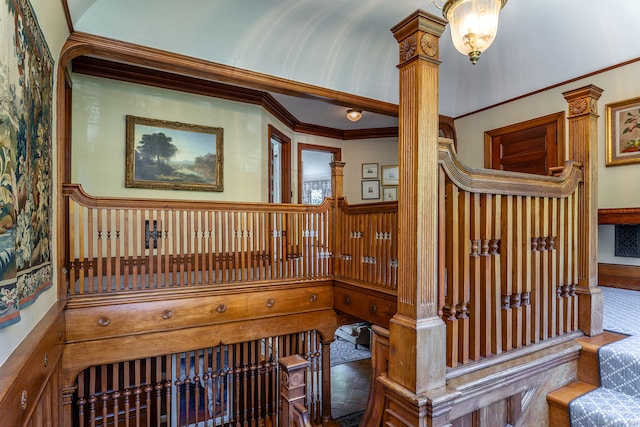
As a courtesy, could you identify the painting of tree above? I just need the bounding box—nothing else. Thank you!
[125,116,224,191]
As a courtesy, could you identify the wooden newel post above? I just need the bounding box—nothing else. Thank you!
[278,355,309,427]
[562,85,604,336]
[331,161,346,277]
[381,9,449,427]
[321,340,333,424]
[330,161,345,201]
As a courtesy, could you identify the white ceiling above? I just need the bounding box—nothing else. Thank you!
[66,0,640,128]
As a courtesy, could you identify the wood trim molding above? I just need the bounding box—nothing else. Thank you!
[598,207,640,224]
[61,31,398,116]
[599,263,640,291]
[71,56,397,140]
[0,302,66,427]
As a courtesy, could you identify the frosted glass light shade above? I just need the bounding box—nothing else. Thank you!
[444,0,505,64]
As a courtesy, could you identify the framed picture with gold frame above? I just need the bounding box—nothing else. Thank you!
[125,115,224,191]
[606,96,640,166]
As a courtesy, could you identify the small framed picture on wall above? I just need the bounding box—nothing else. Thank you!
[362,163,378,179]
[362,180,380,200]
[382,186,397,201]
[381,165,399,186]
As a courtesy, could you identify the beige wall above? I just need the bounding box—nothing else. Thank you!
[0,0,69,367]
[454,60,640,267]
[71,74,398,205]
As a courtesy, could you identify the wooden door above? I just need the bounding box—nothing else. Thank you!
[484,112,565,175]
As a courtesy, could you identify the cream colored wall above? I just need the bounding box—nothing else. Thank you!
[72,74,270,202]
[0,0,69,367]
[72,74,398,205]
[454,60,640,267]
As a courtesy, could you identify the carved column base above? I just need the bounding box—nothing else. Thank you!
[378,373,458,427]
[388,314,446,394]
[577,285,603,336]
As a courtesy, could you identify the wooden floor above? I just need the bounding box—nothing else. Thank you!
[331,358,372,418]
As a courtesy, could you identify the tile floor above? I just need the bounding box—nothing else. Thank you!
[330,358,372,418]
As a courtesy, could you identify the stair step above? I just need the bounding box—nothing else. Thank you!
[575,331,627,386]
[547,381,597,427]
[569,387,640,426]
[598,335,640,397]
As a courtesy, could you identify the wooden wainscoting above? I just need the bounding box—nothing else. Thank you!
[598,263,640,291]
[0,302,66,427]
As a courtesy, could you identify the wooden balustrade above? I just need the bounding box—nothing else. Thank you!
[438,139,584,368]
[63,184,332,296]
[72,331,322,427]
[334,199,398,291]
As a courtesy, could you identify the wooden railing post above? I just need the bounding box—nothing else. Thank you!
[321,340,333,424]
[331,161,345,201]
[331,161,346,277]
[382,10,450,427]
[278,355,309,427]
[562,85,604,336]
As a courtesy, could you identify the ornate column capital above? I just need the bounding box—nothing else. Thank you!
[391,9,447,64]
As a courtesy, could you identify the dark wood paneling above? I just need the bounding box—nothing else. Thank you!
[333,281,396,328]
[599,207,640,224]
[484,112,565,176]
[599,263,640,291]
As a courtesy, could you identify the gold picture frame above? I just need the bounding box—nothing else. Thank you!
[126,115,224,191]
[606,96,640,166]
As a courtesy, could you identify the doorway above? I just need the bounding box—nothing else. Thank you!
[269,125,291,203]
[297,144,341,205]
[484,112,565,175]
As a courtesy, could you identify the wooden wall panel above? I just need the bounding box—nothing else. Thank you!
[0,302,65,427]
[598,263,640,291]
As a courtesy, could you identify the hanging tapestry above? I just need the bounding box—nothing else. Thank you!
[0,0,53,328]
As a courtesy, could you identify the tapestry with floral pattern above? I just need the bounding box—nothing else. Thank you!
[0,0,53,328]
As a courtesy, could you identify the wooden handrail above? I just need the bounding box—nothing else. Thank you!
[439,139,583,197]
[62,183,331,213]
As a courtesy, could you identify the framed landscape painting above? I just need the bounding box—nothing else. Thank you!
[126,115,224,191]
[606,96,640,166]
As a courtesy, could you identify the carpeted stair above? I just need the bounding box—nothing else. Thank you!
[568,336,640,426]
[548,287,640,427]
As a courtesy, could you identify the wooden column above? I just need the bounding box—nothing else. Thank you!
[278,355,309,427]
[388,10,447,396]
[562,85,604,336]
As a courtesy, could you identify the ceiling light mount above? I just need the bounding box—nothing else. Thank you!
[346,109,362,122]
[439,0,508,65]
